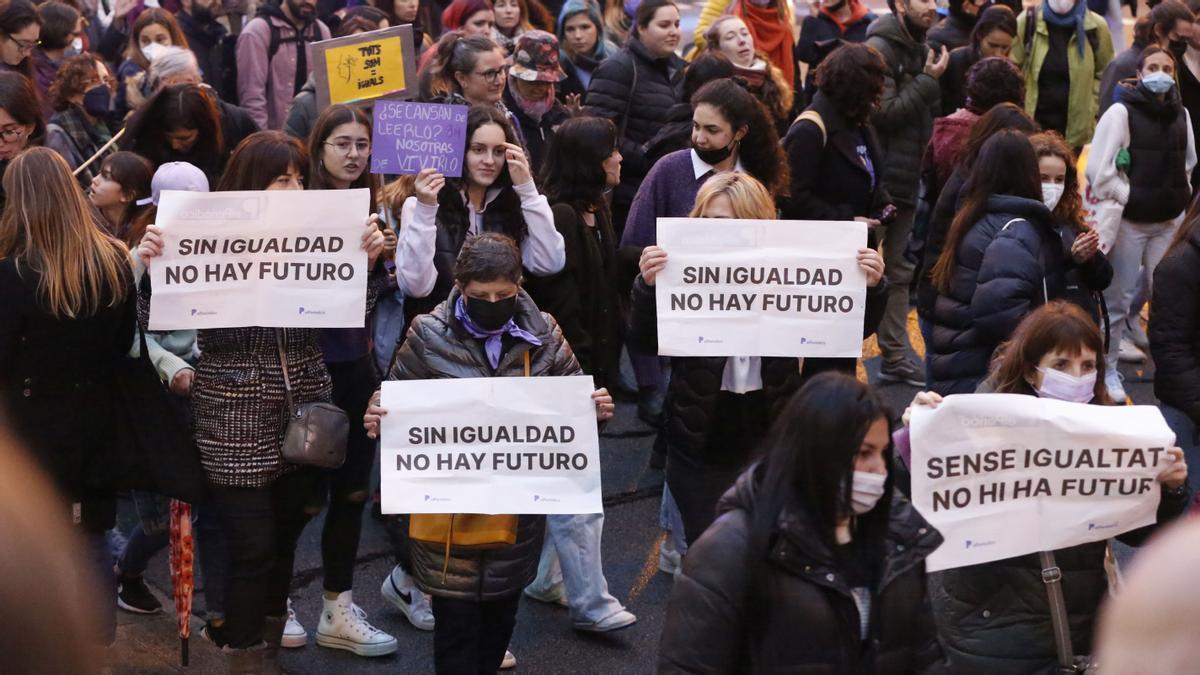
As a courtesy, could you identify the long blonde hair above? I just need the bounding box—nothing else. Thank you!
[0,148,131,318]
[689,171,777,219]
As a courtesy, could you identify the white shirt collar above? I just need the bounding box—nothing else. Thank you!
[690,148,746,180]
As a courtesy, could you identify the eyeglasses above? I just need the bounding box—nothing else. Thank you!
[325,139,371,155]
[475,68,505,84]
[6,35,40,52]
[0,125,26,142]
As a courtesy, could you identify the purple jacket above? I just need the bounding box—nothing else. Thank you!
[235,10,329,130]
[620,149,715,249]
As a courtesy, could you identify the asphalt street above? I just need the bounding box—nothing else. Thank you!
[111,341,1160,674]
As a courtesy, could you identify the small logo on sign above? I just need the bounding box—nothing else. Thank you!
[190,308,216,317]
[298,307,326,316]
[965,539,996,549]
[1089,521,1118,531]
[533,495,560,503]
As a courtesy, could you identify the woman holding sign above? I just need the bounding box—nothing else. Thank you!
[300,104,408,657]
[658,372,945,672]
[397,104,565,320]
[137,131,390,672]
[631,172,886,545]
[363,232,615,674]
[905,301,1190,673]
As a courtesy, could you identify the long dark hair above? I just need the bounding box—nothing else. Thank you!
[121,84,224,176]
[217,131,308,192]
[969,5,1017,56]
[539,115,616,214]
[746,373,893,638]
[691,78,789,196]
[308,103,377,210]
[932,129,1042,292]
[441,105,528,240]
[97,151,154,246]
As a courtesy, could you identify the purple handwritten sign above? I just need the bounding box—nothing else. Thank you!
[371,101,469,177]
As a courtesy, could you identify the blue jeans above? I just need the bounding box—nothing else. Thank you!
[526,513,627,625]
[117,491,170,578]
[1160,405,1200,495]
[659,483,687,555]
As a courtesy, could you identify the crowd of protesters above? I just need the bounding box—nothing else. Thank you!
[3,0,1200,671]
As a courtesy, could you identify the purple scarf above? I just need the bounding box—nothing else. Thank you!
[454,295,542,369]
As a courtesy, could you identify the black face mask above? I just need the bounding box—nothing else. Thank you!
[466,295,517,331]
[1170,39,1188,59]
[694,141,736,166]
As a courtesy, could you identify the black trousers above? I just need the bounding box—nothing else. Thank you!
[210,468,317,649]
[431,594,521,675]
[667,390,766,545]
[317,354,379,592]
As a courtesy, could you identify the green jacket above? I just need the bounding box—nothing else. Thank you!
[866,14,941,206]
[1011,8,1114,149]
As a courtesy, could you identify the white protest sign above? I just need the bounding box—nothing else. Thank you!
[654,218,867,357]
[911,394,1174,572]
[148,189,370,330]
[379,376,602,515]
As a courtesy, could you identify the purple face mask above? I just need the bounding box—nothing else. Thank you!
[1035,367,1096,403]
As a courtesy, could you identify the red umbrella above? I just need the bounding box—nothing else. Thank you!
[169,499,195,666]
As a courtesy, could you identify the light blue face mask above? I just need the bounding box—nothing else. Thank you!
[1142,71,1175,94]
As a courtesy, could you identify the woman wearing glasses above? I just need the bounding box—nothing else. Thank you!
[0,0,41,84]
[0,71,42,210]
[293,103,401,658]
[45,52,115,187]
[420,32,530,145]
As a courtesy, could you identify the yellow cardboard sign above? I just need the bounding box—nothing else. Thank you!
[324,36,406,104]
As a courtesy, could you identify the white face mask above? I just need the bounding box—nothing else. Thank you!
[1035,367,1096,403]
[69,37,83,54]
[1042,182,1064,212]
[1047,0,1076,14]
[850,471,887,515]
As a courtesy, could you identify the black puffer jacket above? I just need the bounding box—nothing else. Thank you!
[780,91,889,224]
[389,287,581,601]
[1151,225,1200,424]
[930,458,1189,674]
[1117,80,1192,224]
[927,195,1067,394]
[584,37,684,221]
[659,467,945,674]
[629,275,888,457]
[867,15,940,207]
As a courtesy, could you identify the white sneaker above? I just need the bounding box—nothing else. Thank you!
[574,609,638,633]
[1127,316,1150,351]
[1118,337,1147,363]
[316,591,399,657]
[523,582,569,607]
[1106,368,1127,403]
[500,650,517,670]
[380,565,435,631]
[658,537,681,576]
[282,599,307,648]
